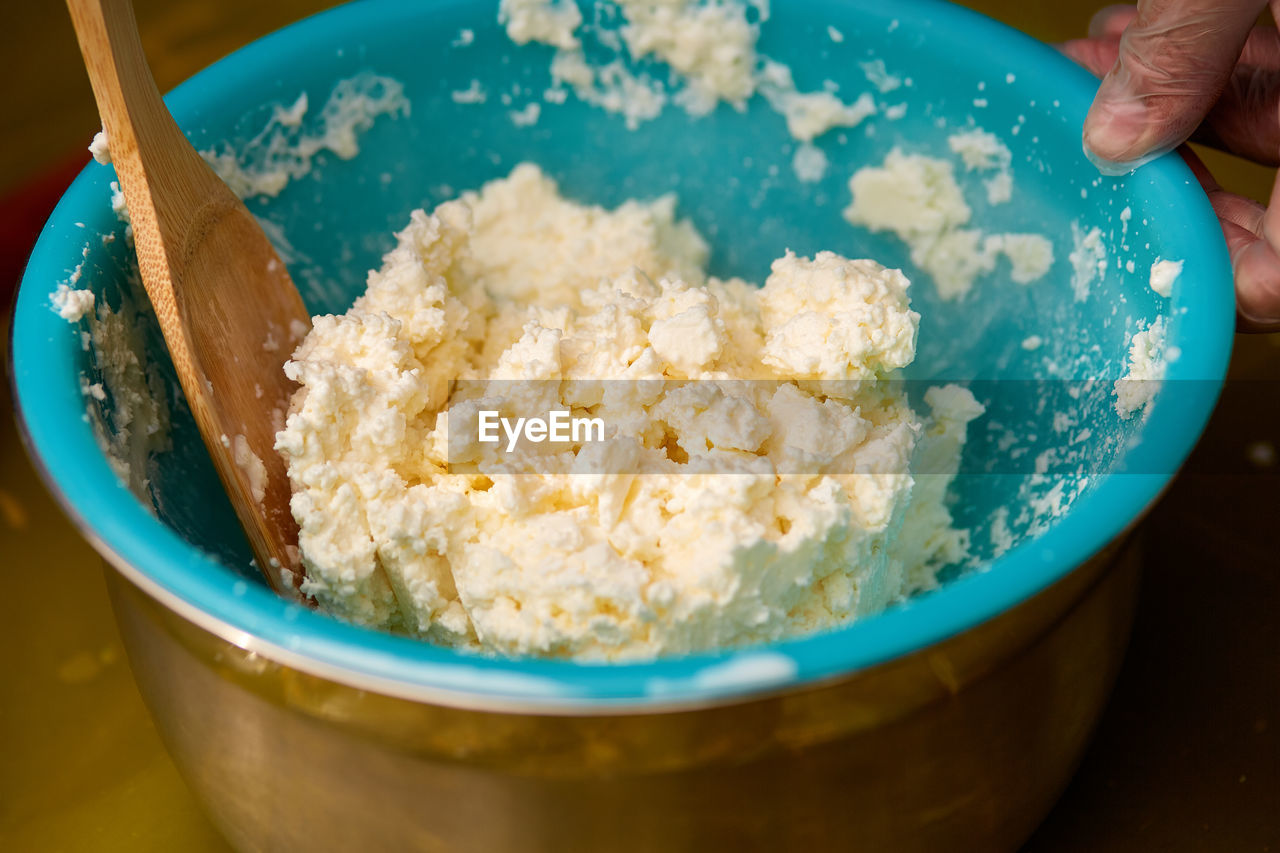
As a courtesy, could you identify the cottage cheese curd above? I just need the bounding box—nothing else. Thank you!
[1149,258,1182,298]
[502,0,879,162]
[844,148,1055,299]
[1114,316,1167,420]
[277,163,984,659]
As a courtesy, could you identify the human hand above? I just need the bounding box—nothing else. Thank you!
[1061,2,1280,331]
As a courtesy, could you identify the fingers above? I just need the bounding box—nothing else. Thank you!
[1181,146,1266,240]
[1203,64,1280,165]
[1083,0,1269,175]
[1064,13,1280,329]
[1182,148,1280,330]
[1072,20,1280,72]
[1065,26,1280,166]
[1234,171,1280,329]
[1211,23,1280,164]
[1238,23,1280,67]
[1060,37,1122,77]
[1211,189,1267,241]
[1088,5,1138,39]
[1233,243,1280,331]
[1088,1,1280,63]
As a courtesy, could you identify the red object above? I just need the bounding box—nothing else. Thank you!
[0,153,91,306]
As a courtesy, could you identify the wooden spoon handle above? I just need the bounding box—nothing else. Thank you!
[66,0,311,597]
[66,0,217,247]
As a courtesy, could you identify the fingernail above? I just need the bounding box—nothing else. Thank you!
[1082,143,1164,177]
[1083,91,1150,161]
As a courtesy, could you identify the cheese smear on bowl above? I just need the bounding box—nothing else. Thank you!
[276,164,984,660]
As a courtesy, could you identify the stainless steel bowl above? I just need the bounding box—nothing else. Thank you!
[104,536,1138,851]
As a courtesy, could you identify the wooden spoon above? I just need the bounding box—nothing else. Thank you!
[66,0,310,597]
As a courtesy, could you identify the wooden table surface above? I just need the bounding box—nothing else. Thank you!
[1,2,1276,850]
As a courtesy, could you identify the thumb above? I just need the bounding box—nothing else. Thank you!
[1083,0,1267,175]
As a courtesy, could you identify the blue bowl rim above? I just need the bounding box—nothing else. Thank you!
[9,0,1235,712]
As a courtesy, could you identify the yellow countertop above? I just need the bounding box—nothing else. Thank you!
[1,2,1276,851]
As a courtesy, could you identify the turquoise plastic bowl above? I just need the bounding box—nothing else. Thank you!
[11,0,1233,709]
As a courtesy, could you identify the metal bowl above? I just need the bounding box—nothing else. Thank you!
[102,537,1139,850]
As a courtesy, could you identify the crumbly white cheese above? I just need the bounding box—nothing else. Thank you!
[509,102,542,127]
[983,171,1013,205]
[844,149,1054,299]
[89,129,112,165]
[278,164,984,659]
[51,281,171,498]
[550,51,668,130]
[498,0,582,49]
[893,385,986,591]
[848,149,969,236]
[1069,222,1107,303]
[506,0,877,146]
[51,283,96,322]
[791,143,828,183]
[773,88,876,143]
[947,129,1010,172]
[199,72,410,200]
[107,181,132,243]
[49,131,171,499]
[617,0,759,113]
[986,233,1055,285]
[232,434,269,505]
[451,80,488,104]
[1149,258,1182,298]
[757,60,876,143]
[1114,316,1167,419]
[758,251,918,379]
[859,59,902,93]
[947,128,1013,206]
